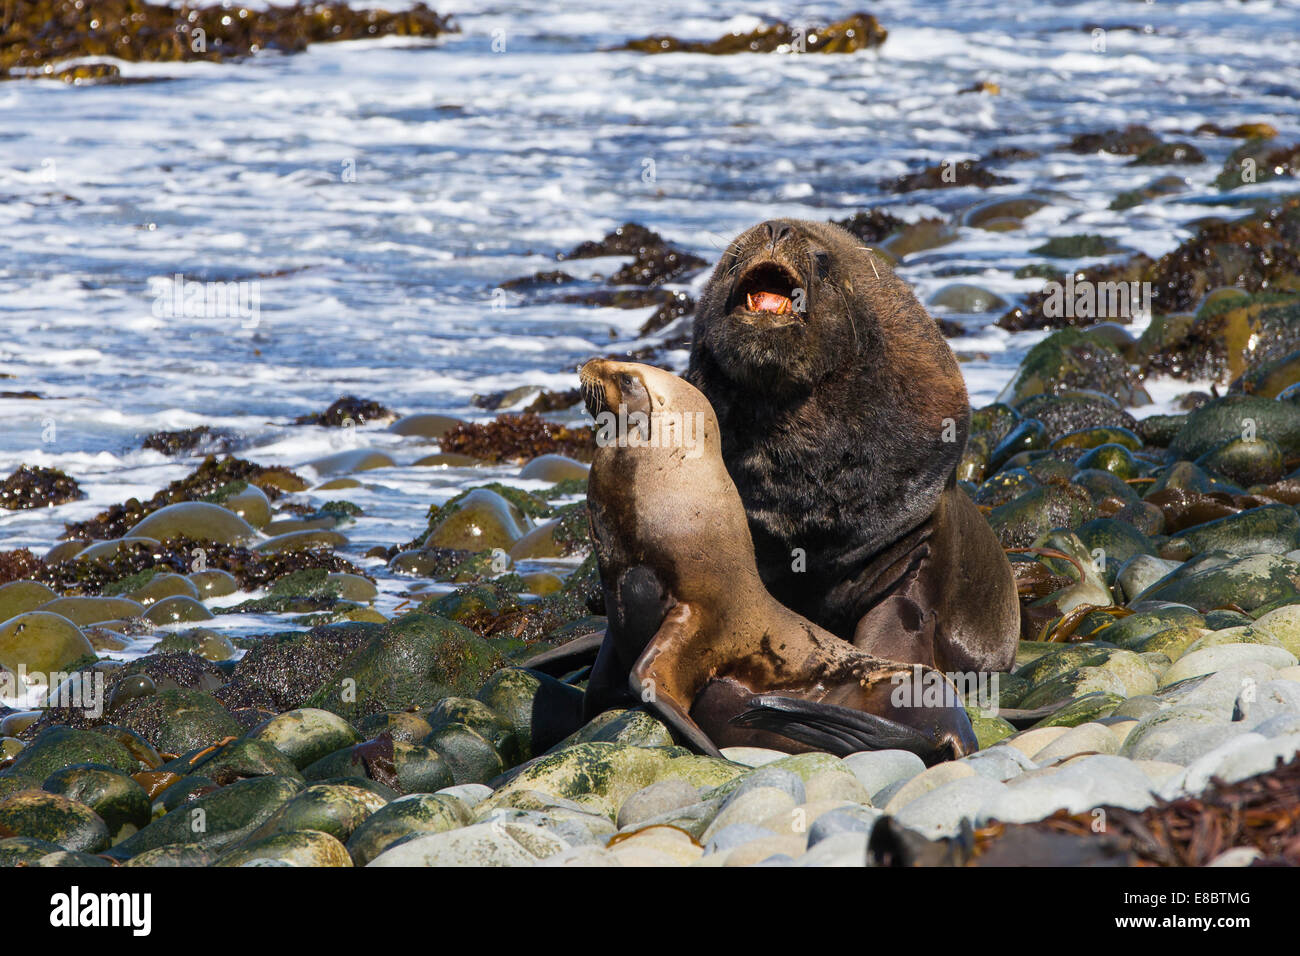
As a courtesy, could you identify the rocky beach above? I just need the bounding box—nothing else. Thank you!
[3,1,1300,870]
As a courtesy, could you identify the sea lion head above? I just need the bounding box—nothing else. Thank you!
[578,359,757,596]
[691,219,863,393]
[687,219,972,582]
[578,359,721,462]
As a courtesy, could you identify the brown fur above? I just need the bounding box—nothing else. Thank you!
[580,358,977,760]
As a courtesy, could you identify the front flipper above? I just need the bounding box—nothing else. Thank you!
[629,603,724,759]
[519,630,604,677]
[732,695,964,764]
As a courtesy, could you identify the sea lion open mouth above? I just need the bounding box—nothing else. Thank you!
[729,260,804,322]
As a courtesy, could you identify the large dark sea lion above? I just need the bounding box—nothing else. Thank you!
[576,358,977,763]
[686,219,1019,673]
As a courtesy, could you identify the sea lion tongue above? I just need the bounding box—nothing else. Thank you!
[747,291,793,314]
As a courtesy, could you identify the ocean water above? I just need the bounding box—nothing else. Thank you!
[2,0,1300,694]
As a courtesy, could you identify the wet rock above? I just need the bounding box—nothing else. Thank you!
[1144,291,1300,385]
[367,819,566,866]
[106,774,302,861]
[0,611,94,674]
[244,783,386,844]
[128,501,256,546]
[1170,395,1300,459]
[389,413,465,438]
[345,792,471,866]
[144,595,215,625]
[294,396,394,427]
[35,595,145,626]
[120,844,216,867]
[1165,504,1300,558]
[1128,142,1204,166]
[988,484,1095,549]
[177,736,303,786]
[518,454,589,483]
[1196,437,1285,486]
[426,697,518,764]
[213,482,273,529]
[441,413,594,464]
[1064,125,1162,156]
[879,219,959,256]
[1214,139,1300,191]
[216,623,376,713]
[121,571,200,606]
[154,627,236,661]
[998,330,1146,406]
[554,708,674,752]
[302,613,504,722]
[1134,552,1300,612]
[41,765,151,844]
[114,688,243,756]
[142,426,236,457]
[1030,234,1123,258]
[622,13,887,55]
[63,455,306,542]
[962,195,1049,229]
[248,708,361,770]
[482,742,741,820]
[0,466,84,510]
[1,727,146,784]
[424,488,532,552]
[889,159,1012,193]
[216,828,353,867]
[425,723,504,785]
[189,569,239,598]
[1231,349,1300,400]
[0,580,58,620]
[1,0,454,79]
[303,736,452,795]
[1110,175,1189,211]
[928,284,1007,313]
[475,668,585,762]
[306,449,396,477]
[0,790,109,853]
[831,209,906,243]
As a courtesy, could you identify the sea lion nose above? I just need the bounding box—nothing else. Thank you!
[763,220,794,249]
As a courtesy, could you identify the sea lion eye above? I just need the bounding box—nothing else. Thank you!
[620,374,636,387]
[813,251,832,279]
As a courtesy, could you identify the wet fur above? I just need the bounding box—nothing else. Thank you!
[687,219,1018,672]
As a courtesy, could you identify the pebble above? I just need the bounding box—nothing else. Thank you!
[701,787,797,844]
[882,760,975,813]
[1032,722,1120,763]
[616,779,702,829]
[367,820,568,866]
[841,749,925,804]
[608,825,702,866]
[895,776,1008,838]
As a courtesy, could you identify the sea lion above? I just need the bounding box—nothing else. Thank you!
[686,218,1019,673]
[578,358,977,763]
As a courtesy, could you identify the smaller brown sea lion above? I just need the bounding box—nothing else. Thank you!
[578,358,978,763]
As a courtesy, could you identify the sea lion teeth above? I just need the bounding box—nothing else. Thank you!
[579,358,977,763]
[747,291,793,314]
[688,218,1019,675]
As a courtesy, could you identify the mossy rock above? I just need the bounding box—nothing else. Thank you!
[302,613,506,722]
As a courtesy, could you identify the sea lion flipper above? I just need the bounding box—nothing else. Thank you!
[518,630,605,677]
[732,694,948,761]
[629,605,725,759]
